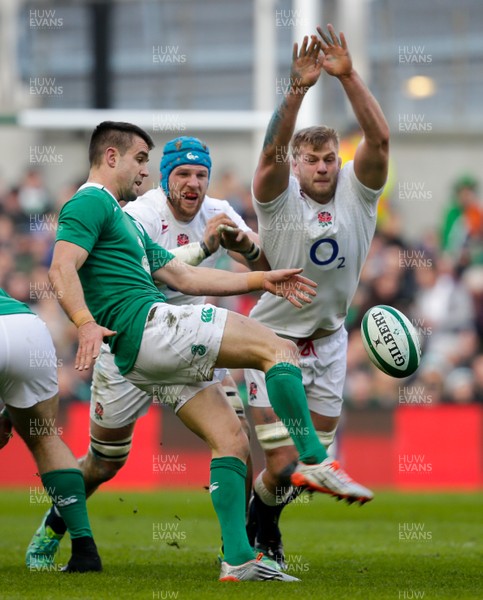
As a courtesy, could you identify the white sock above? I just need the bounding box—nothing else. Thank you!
[254,472,293,507]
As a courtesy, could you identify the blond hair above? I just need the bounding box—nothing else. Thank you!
[291,126,339,158]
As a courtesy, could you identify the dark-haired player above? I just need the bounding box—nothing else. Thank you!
[26,135,265,570]
[29,120,371,582]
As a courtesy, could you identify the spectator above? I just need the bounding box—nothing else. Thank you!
[443,368,475,404]
[1,166,482,410]
[441,174,483,263]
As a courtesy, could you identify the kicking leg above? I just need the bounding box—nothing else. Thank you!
[217,312,372,503]
[216,312,327,465]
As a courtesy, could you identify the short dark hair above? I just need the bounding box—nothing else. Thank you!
[89,121,155,167]
[291,126,339,158]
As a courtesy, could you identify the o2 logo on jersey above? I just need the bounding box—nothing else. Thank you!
[309,238,345,269]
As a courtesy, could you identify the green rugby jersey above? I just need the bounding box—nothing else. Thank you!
[56,184,175,374]
[0,289,34,316]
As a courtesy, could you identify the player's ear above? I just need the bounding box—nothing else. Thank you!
[338,156,342,170]
[105,147,118,168]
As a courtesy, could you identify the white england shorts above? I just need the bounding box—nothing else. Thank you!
[0,313,58,408]
[92,303,227,428]
[245,326,348,418]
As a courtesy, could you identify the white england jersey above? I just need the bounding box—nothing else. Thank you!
[123,187,251,305]
[250,161,383,337]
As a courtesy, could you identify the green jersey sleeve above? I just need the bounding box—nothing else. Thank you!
[56,188,113,252]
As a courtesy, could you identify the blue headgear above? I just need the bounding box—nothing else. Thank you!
[160,136,212,196]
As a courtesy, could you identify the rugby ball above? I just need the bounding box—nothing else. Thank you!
[361,305,421,378]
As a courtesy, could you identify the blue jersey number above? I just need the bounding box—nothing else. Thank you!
[309,239,345,268]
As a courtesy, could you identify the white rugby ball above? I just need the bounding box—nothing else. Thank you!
[361,305,421,378]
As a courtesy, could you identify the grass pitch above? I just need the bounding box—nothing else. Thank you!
[0,489,481,599]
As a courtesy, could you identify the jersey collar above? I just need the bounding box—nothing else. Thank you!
[78,182,118,203]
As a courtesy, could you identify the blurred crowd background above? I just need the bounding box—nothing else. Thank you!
[1,0,483,414]
[1,164,482,411]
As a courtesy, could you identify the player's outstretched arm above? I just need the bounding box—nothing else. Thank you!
[153,260,316,308]
[316,24,389,190]
[49,241,116,371]
[253,35,324,203]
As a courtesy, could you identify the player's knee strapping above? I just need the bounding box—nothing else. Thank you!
[89,435,133,462]
[254,421,293,451]
[255,422,337,452]
[316,428,337,449]
[223,385,245,418]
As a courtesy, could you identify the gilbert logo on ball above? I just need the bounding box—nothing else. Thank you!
[361,305,421,378]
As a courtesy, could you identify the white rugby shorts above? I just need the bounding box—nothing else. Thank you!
[95,303,227,427]
[0,313,58,408]
[91,351,227,430]
[245,326,348,418]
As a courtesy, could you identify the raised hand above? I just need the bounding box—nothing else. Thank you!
[263,268,317,308]
[316,24,353,78]
[290,35,324,91]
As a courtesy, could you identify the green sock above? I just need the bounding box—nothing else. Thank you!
[266,362,327,464]
[41,469,93,539]
[210,457,255,566]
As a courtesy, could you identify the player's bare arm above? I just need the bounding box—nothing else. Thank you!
[49,240,116,371]
[239,231,271,270]
[226,231,271,271]
[152,260,316,308]
[317,24,389,190]
[254,35,323,203]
